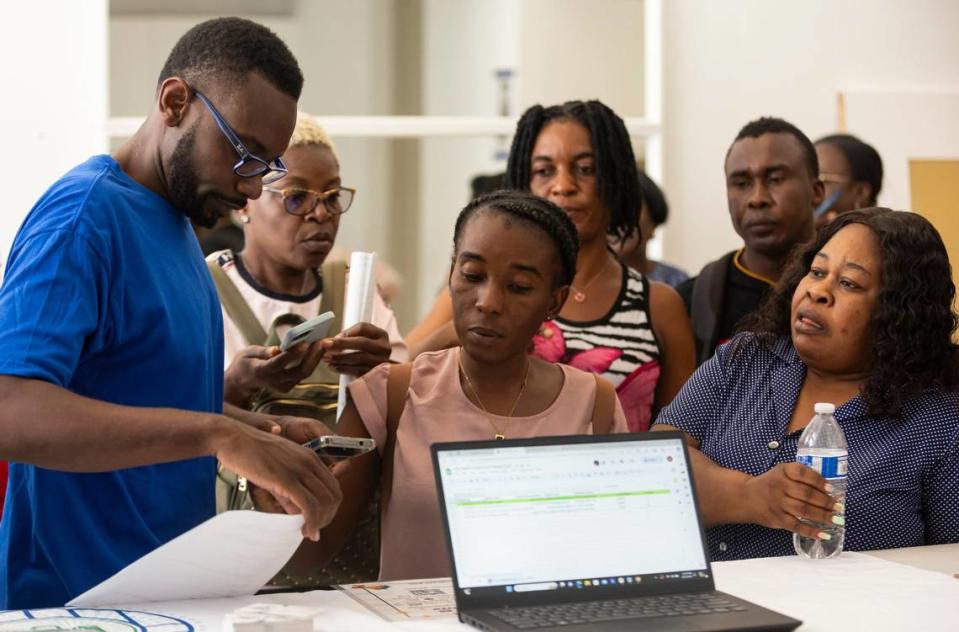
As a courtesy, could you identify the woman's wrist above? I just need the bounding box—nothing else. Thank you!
[733,473,761,524]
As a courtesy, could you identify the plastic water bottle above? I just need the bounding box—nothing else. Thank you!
[793,402,847,559]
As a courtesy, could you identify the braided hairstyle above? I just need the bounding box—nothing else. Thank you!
[453,190,580,288]
[505,100,641,243]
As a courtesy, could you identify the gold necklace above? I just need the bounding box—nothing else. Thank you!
[459,355,531,440]
[569,255,614,303]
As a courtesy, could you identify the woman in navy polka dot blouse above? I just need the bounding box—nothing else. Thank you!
[654,208,959,561]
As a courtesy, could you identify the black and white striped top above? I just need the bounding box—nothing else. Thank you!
[531,264,662,432]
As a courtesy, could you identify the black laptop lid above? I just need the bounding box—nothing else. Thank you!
[432,432,716,611]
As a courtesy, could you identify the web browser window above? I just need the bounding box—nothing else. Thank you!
[437,438,707,589]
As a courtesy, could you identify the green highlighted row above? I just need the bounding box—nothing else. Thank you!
[457,489,671,506]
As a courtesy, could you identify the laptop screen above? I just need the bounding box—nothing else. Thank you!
[435,435,709,596]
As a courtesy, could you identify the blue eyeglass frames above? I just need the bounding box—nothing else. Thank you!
[190,87,288,184]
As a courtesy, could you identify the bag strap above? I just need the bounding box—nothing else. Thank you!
[319,259,348,335]
[380,362,413,518]
[206,255,268,346]
[589,374,618,435]
[690,251,734,365]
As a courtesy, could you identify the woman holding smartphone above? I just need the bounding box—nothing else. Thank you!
[207,113,407,412]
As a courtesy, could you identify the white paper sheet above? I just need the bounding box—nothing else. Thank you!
[336,251,377,420]
[68,511,305,607]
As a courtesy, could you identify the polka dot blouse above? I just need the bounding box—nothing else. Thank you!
[655,333,959,561]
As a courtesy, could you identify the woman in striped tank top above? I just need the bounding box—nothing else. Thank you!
[508,100,696,431]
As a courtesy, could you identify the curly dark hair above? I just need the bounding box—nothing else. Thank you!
[504,100,641,243]
[742,208,959,416]
[158,17,303,99]
[453,190,580,288]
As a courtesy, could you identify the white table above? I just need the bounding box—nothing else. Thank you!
[8,545,959,631]
[867,542,959,576]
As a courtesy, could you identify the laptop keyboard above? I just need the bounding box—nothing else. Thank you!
[488,593,747,629]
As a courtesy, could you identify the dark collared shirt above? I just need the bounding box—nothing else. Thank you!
[656,333,959,561]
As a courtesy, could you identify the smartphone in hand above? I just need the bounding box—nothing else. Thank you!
[304,435,376,460]
[279,311,335,352]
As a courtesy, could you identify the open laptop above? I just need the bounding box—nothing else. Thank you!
[431,432,801,631]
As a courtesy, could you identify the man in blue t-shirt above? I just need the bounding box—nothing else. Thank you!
[0,18,341,608]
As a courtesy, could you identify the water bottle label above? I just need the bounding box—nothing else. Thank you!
[796,453,848,479]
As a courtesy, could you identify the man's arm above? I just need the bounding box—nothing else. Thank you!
[0,376,341,539]
[222,401,335,445]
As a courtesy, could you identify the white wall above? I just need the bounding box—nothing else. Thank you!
[661,0,959,275]
[0,1,108,266]
[418,0,521,310]
[518,0,645,117]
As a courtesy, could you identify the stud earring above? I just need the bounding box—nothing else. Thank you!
[238,214,250,224]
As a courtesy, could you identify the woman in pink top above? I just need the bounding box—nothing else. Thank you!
[285,190,628,581]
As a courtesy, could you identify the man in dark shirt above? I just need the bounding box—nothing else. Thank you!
[677,117,824,364]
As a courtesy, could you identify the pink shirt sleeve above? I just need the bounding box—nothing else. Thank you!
[346,362,391,456]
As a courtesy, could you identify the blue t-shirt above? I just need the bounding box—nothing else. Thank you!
[655,333,959,561]
[0,155,224,608]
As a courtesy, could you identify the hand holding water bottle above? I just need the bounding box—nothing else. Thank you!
[742,462,837,539]
[793,402,849,559]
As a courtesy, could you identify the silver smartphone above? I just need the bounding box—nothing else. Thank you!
[304,435,376,460]
[279,311,336,352]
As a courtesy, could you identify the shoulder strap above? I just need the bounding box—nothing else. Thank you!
[589,374,618,435]
[380,362,413,518]
[205,255,268,345]
[319,259,348,335]
[690,251,734,365]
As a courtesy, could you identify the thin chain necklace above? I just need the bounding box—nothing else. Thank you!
[459,354,531,440]
[569,254,614,303]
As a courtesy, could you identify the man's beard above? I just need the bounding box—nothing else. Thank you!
[168,125,220,229]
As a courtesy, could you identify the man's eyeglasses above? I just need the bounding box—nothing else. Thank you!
[263,186,357,217]
[191,87,288,184]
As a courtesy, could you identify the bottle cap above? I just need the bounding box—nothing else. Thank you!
[814,402,836,414]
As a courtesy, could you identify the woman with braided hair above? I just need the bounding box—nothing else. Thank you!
[268,190,628,581]
[408,101,695,432]
[511,100,695,432]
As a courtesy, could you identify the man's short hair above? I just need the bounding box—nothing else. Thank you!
[158,17,302,99]
[728,116,819,179]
